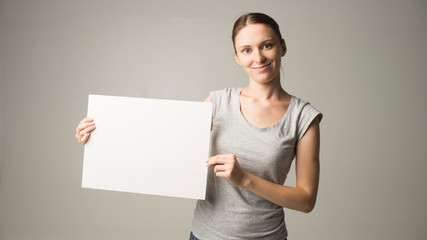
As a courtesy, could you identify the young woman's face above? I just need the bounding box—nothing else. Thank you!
[234,24,286,85]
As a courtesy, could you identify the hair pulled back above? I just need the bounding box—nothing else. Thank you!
[232,13,284,51]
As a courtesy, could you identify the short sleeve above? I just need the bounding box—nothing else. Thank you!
[209,91,217,121]
[297,103,323,142]
[209,89,227,122]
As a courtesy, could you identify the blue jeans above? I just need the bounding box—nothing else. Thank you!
[189,232,199,240]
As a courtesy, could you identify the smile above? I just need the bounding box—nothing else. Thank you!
[252,63,271,71]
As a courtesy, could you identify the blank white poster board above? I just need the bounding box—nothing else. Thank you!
[82,94,212,200]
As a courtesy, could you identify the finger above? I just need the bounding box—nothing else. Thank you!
[215,171,229,178]
[80,125,96,135]
[80,133,90,144]
[77,132,83,144]
[208,154,236,166]
[207,156,223,167]
[80,117,93,124]
[214,165,227,173]
[77,118,93,130]
[76,123,88,132]
[79,132,90,144]
[82,124,96,133]
[213,159,233,167]
[76,122,95,132]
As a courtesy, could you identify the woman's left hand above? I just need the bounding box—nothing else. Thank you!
[206,154,248,188]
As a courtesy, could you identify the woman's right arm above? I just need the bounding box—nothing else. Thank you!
[75,117,96,144]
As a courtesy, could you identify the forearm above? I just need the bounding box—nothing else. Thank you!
[244,116,320,213]
[242,172,318,213]
[207,116,320,213]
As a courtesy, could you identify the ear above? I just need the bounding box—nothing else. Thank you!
[234,51,242,65]
[281,39,287,57]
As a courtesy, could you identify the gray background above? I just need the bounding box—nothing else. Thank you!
[1,0,426,239]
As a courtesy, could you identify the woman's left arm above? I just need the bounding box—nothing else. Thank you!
[207,116,320,213]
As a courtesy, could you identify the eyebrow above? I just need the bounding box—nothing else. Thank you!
[237,38,275,50]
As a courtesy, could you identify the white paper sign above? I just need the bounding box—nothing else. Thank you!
[82,94,212,200]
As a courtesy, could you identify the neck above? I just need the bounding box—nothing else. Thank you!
[244,76,287,101]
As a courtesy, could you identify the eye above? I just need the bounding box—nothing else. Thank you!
[242,48,251,54]
[262,43,273,49]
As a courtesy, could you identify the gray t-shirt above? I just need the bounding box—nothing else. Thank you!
[192,88,322,240]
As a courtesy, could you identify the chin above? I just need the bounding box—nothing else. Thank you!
[251,78,275,85]
[250,74,278,85]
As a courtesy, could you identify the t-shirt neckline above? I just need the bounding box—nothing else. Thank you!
[236,88,295,131]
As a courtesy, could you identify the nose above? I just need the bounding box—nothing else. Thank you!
[254,49,266,64]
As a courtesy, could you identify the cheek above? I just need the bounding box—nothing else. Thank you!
[267,50,281,60]
[238,57,252,68]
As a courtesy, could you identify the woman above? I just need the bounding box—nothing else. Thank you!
[76,13,322,240]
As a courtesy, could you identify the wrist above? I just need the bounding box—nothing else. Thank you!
[241,172,253,189]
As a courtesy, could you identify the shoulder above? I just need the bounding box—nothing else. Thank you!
[209,88,241,119]
[210,88,240,98]
[209,88,241,104]
[290,96,323,123]
[289,95,323,141]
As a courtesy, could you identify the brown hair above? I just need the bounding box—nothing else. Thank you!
[232,13,284,51]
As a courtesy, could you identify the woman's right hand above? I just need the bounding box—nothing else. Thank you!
[75,117,96,145]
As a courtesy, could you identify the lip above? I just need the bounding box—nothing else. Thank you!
[252,63,271,71]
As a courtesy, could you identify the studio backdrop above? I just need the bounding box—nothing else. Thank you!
[1,0,426,239]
